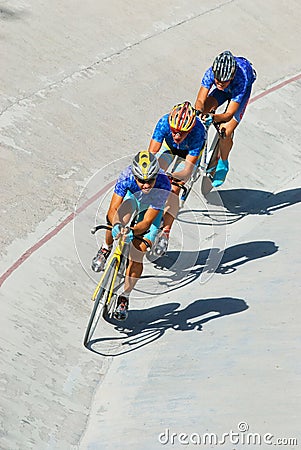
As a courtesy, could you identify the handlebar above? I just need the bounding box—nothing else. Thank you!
[91,224,151,248]
[91,224,112,234]
[195,108,226,139]
[166,173,188,197]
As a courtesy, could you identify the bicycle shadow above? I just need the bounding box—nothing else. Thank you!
[178,187,301,226]
[88,297,248,356]
[141,240,278,294]
[204,187,301,223]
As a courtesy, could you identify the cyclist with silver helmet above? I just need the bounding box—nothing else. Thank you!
[91,150,171,320]
[195,50,256,187]
[148,101,206,254]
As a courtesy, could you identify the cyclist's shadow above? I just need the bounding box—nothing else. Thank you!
[206,187,301,219]
[180,187,301,226]
[89,297,248,356]
[141,240,278,293]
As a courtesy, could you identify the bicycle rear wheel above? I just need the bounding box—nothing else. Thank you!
[83,257,119,347]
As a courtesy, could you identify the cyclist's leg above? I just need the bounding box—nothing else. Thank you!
[203,95,219,114]
[161,149,186,236]
[123,210,162,292]
[92,194,138,272]
[162,184,181,233]
[114,192,138,224]
[213,87,252,187]
[123,240,148,293]
[114,228,153,320]
[217,118,237,159]
[91,212,114,272]
[152,146,181,240]
[154,142,174,171]
[203,87,229,115]
[211,117,234,187]
[106,192,138,230]
[203,89,232,185]
[211,84,252,157]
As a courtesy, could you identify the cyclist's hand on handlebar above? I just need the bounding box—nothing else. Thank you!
[201,113,214,128]
[166,172,174,183]
[112,223,122,240]
[123,228,134,243]
[166,172,181,183]
[112,223,134,243]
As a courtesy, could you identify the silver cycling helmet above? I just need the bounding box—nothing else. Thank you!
[212,50,237,81]
[131,151,160,181]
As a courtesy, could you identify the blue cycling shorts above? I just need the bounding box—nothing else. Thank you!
[209,84,252,123]
[123,192,163,244]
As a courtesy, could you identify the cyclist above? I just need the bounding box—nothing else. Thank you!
[195,50,257,187]
[148,101,206,254]
[91,151,171,321]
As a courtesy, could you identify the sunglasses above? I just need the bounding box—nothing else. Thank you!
[135,177,156,185]
[214,78,232,85]
[170,127,188,137]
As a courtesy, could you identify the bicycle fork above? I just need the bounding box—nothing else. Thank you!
[91,242,125,303]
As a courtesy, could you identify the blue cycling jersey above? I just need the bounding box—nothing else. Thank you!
[114,165,171,210]
[151,114,206,157]
[201,56,256,104]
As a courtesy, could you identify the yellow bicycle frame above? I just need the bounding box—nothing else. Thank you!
[91,237,127,305]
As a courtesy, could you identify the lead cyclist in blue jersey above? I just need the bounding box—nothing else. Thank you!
[148,101,207,254]
[91,151,171,320]
[195,50,257,187]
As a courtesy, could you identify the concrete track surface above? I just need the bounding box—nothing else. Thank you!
[0,1,300,449]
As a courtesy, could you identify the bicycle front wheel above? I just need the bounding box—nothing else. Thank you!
[179,167,201,209]
[103,254,128,320]
[83,258,119,347]
[201,134,219,196]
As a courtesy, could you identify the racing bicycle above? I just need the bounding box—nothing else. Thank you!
[83,224,149,347]
[165,113,226,205]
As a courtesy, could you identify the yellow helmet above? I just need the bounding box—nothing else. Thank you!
[131,151,159,181]
[169,101,196,132]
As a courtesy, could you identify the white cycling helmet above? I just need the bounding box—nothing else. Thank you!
[131,151,160,181]
[212,50,237,81]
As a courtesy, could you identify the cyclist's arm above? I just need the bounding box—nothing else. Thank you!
[172,154,199,182]
[212,100,239,123]
[107,193,124,225]
[133,207,160,235]
[195,86,210,112]
[148,138,162,154]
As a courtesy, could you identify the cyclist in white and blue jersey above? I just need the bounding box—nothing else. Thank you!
[91,151,171,320]
[195,50,257,187]
[148,101,206,253]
